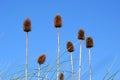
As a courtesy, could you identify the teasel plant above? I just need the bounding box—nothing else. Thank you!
[37,54,46,80]
[59,73,64,80]
[77,29,85,80]
[67,41,75,80]
[86,37,94,80]
[23,18,31,80]
[54,14,62,80]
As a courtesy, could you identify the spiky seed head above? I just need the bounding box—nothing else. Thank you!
[54,14,62,28]
[86,37,94,48]
[59,73,64,80]
[67,41,74,52]
[78,29,85,40]
[23,18,31,32]
[38,54,46,65]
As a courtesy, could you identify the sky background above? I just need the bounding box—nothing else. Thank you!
[0,0,120,80]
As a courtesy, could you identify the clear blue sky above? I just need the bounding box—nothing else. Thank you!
[0,0,120,80]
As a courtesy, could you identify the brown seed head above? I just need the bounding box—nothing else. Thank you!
[78,29,85,40]
[86,37,94,48]
[67,41,74,52]
[38,54,46,65]
[59,73,64,80]
[54,14,62,28]
[23,18,31,32]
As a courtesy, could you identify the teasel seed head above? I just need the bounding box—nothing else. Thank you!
[23,18,31,32]
[54,14,62,28]
[38,54,46,65]
[86,37,94,48]
[78,29,85,40]
[67,41,74,52]
[59,73,64,80]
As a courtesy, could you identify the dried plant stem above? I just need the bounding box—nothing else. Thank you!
[78,40,82,80]
[44,74,48,80]
[70,52,74,80]
[57,28,60,80]
[38,64,41,80]
[107,70,119,80]
[25,32,28,80]
[88,48,92,80]
[103,70,109,80]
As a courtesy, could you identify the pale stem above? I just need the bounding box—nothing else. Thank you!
[38,64,41,80]
[88,48,92,80]
[78,40,82,80]
[45,74,48,80]
[57,28,60,80]
[26,32,28,80]
[70,52,74,80]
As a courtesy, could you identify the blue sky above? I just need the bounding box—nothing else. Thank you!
[0,0,120,80]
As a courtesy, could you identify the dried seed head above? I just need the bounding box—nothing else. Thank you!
[86,37,94,48]
[54,14,62,28]
[59,73,64,80]
[67,41,74,52]
[78,29,85,40]
[38,54,46,65]
[23,18,31,32]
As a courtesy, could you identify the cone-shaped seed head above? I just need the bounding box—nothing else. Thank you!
[38,54,46,65]
[54,14,62,28]
[67,41,74,52]
[86,37,94,48]
[23,18,31,32]
[59,73,64,80]
[78,29,85,40]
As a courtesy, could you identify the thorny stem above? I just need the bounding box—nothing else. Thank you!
[26,32,28,80]
[88,48,92,80]
[70,52,74,80]
[38,64,41,80]
[57,28,60,80]
[78,40,82,80]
